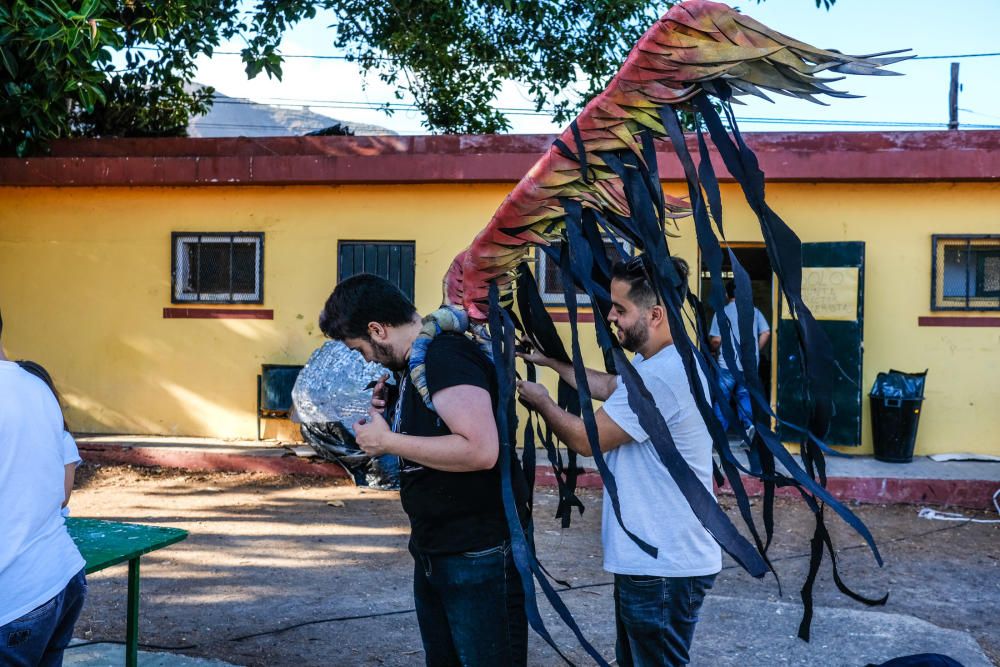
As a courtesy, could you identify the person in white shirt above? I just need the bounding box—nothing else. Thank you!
[517,255,721,667]
[708,281,771,437]
[0,309,87,667]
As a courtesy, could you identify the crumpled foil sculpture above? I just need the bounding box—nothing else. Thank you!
[292,340,398,488]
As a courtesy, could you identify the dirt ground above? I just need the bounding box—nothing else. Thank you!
[67,463,998,667]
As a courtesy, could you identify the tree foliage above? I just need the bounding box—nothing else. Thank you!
[0,0,834,156]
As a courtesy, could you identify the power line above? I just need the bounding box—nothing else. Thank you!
[202,97,1000,129]
[131,45,387,62]
[126,44,1000,63]
[912,52,1000,60]
[735,117,1000,130]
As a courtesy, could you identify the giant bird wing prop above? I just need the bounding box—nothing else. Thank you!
[430,2,909,663]
[446,0,906,319]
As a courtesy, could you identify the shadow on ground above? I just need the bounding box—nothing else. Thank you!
[68,464,999,666]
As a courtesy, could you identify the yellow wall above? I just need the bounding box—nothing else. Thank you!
[1,182,998,455]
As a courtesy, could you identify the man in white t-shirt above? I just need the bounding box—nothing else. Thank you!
[0,309,87,666]
[517,255,721,667]
[708,281,771,436]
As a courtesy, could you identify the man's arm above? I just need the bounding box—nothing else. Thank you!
[517,381,631,456]
[709,336,722,354]
[757,330,771,353]
[61,431,80,508]
[517,347,617,401]
[756,308,772,353]
[354,384,498,472]
[63,463,76,508]
[708,315,722,355]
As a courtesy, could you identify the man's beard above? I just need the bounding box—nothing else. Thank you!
[617,318,649,353]
[371,339,406,372]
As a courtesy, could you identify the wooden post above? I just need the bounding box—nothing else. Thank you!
[948,62,960,130]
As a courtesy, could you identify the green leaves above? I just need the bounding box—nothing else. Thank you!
[0,0,124,155]
[1,0,838,155]
[0,0,237,155]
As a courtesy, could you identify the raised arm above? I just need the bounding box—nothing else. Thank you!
[516,380,631,455]
[517,345,618,401]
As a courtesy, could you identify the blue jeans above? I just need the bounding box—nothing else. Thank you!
[713,368,753,432]
[411,541,527,666]
[614,573,716,667]
[0,568,87,667]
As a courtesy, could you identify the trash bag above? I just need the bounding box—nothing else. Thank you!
[292,341,399,489]
[300,422,399,489]
[870,369,928,400]
[869,369,928,464]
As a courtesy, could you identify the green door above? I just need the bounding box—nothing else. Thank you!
[776,242,865,446]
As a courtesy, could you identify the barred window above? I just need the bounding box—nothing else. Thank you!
[338,241,416,301]
[172,233,264,304]
[537,238,631,305]
[932,235,1000,311]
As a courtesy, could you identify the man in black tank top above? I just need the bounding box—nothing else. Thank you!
[320,274,527,666]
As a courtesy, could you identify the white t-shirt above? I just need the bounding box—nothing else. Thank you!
[0,360,85,627]
[709,302,770,372]
[600,345,722,577]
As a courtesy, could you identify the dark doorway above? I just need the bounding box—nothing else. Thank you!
[776,241,866,446]
[699,244,774,403]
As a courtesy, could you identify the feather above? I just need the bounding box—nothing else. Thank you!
[444,0,910,320]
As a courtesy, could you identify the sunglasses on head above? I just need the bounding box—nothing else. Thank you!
[624,254,649,275]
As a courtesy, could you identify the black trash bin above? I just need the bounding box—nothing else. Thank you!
[869,369,927,463]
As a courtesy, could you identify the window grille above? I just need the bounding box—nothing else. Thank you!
[172,233,264,304]
[338,241,416,301]
[537,238,632,305]
[931,235,1000,311]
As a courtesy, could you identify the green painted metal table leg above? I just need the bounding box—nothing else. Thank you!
[126,558,140,667]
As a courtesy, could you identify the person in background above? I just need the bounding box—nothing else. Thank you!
[0,308,87,667]
[708,280,771,439]
[15,360,81,513]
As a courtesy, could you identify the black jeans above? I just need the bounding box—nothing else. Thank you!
[614,573,716,667]
[411,541,527,666]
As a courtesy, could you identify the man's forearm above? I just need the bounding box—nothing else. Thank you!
[545,359,617,402]
[381,432,496,472]
[534,397,592,456]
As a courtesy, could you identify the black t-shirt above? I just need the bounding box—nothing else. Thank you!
[394,333,523,555]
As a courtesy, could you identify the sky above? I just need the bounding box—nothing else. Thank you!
[190,0,1000,135]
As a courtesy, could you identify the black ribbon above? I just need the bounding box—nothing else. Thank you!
[488,283,609,666]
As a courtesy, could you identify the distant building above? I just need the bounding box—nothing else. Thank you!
[188,89,395,137]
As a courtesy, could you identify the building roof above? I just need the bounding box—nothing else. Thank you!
[187,90,395,138]
[2,131,998,187]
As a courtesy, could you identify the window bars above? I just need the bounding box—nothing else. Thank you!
[932,235,1000,311]
[536,238,632,305]
[338,241,416,302]
[172,233,264,304]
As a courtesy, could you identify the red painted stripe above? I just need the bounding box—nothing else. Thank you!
[80,445,347,479]
[78,443,997,509]
[548,311,596,323]
[2,131,998,186]
[163,307,273,320]
[720,476,998,510]
[918,316,1000,327]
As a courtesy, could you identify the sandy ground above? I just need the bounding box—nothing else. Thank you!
[66,464,999,666]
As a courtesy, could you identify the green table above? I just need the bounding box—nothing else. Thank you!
[66,518,188,667]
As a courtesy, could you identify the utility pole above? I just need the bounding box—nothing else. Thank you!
[948,62,960,130]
